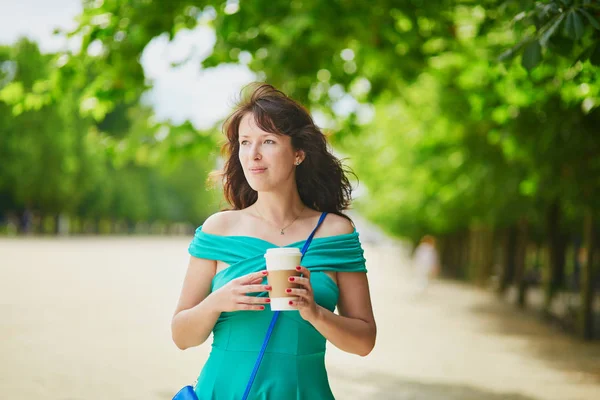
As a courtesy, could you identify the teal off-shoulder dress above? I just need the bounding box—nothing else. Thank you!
[187,212,368,400]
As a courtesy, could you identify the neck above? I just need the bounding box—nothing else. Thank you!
[252,185,305,226]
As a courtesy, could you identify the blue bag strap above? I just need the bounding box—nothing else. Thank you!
[300,211,328,256]
[241,211,328,400]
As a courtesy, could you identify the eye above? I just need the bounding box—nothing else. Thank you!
[265,139,275,144]
[240,140,249,145]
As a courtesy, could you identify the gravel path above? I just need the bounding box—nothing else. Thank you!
[1,237,598,400]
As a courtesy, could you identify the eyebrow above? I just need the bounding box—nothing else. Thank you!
[239,133,278,138]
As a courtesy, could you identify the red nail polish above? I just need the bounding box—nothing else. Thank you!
[286,289,292,293]
[265,299,271,303]
[289,277,295,282]
[296,266,301,271]
[260,306,265,310]
[262,271,268,275]
[289,301,293,305]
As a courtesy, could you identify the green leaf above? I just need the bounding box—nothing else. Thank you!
[535,3,558,19]
[519,179,537,197]
[539,13,565,47]
[548,35,575,57]
[572,43,595,65]
[580,8,600,30]
[498,47,518,62]
[522,40,542,70]
[564,10,585,40]
[573,10,585,39]
[498,36,529,62]
[0,82,24,104]
[591,44,600,66]
[564,10,575,39]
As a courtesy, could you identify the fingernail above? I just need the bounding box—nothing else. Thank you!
[260,306,265,310]
[265,299,271,303]
[288,301,293,305]
[296,266,301,271]
[286,288,292,293]
[262,271,268,275]
[266,286,272,290]
[289,277,295,282]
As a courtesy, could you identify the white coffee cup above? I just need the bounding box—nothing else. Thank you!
[264,248,302,311]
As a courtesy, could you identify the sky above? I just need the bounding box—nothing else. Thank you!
[0,0,255,130]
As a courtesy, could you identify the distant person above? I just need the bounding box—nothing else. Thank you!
[171,83,376,399]
[20,208,33,234]
[412,235,440,294]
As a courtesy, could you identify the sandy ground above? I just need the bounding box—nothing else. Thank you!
[1,237,599,400]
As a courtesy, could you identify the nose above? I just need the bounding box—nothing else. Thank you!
[250,142,262,160]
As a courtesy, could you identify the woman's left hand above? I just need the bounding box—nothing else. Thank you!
[287,266,322,323]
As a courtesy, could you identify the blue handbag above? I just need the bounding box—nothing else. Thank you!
[172,385,198,400]
[173,212,327,400]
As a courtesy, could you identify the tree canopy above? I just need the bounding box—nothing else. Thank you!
[1,0,599,239]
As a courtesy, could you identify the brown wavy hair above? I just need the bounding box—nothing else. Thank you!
[209,82,357,218]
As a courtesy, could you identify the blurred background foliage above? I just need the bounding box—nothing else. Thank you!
[1,0,600,338]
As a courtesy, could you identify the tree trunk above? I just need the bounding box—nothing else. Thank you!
[459,229,469,279]
[53,214,60,235]
[579,208,596,340]
[127,219,135,234]
[443,231,464,279]
[467,224,493,284]
[438,234,449,277]
[468,225,478,282]
[479,227,494,286]
[515,218,529,308]
[446,232,460,279]
[498,225,518,295]
[544,200,567,315]
[36,212,45,234]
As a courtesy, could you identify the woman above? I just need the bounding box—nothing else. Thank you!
[171,83,376,399]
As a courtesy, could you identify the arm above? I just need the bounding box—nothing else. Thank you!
[171,211,230,350]
[299,213,376,356]
[308,271,377,357]
[171,255,221,350]
[171,262,272,350]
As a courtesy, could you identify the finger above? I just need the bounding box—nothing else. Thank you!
[244,277,265,286]
[288,276,311,289]
[288,299,305,308]
[285,288,309,300]
[295,265,310,279]
[240,284,272,294]
[236,303,266,311]
[235,277,263,289]
[238,270,268,284]
[239,295,271,304]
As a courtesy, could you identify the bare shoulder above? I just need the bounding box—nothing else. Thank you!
[319,212,355,237]
[200,210,241,236]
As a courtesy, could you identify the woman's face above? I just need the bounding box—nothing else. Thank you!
[238,113,302,192]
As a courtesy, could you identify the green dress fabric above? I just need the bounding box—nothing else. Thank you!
[187,216,368,400]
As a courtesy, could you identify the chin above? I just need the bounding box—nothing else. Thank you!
[247,180,276,192]
[248,183,271,192]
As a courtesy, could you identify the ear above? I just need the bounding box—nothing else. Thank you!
[295,149,306,165]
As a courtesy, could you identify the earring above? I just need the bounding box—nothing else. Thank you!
[295,161,301,165]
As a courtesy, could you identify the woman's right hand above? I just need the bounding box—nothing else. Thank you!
[207,270,272,312]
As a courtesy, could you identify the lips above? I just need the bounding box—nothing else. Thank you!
[250,167,267,173]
